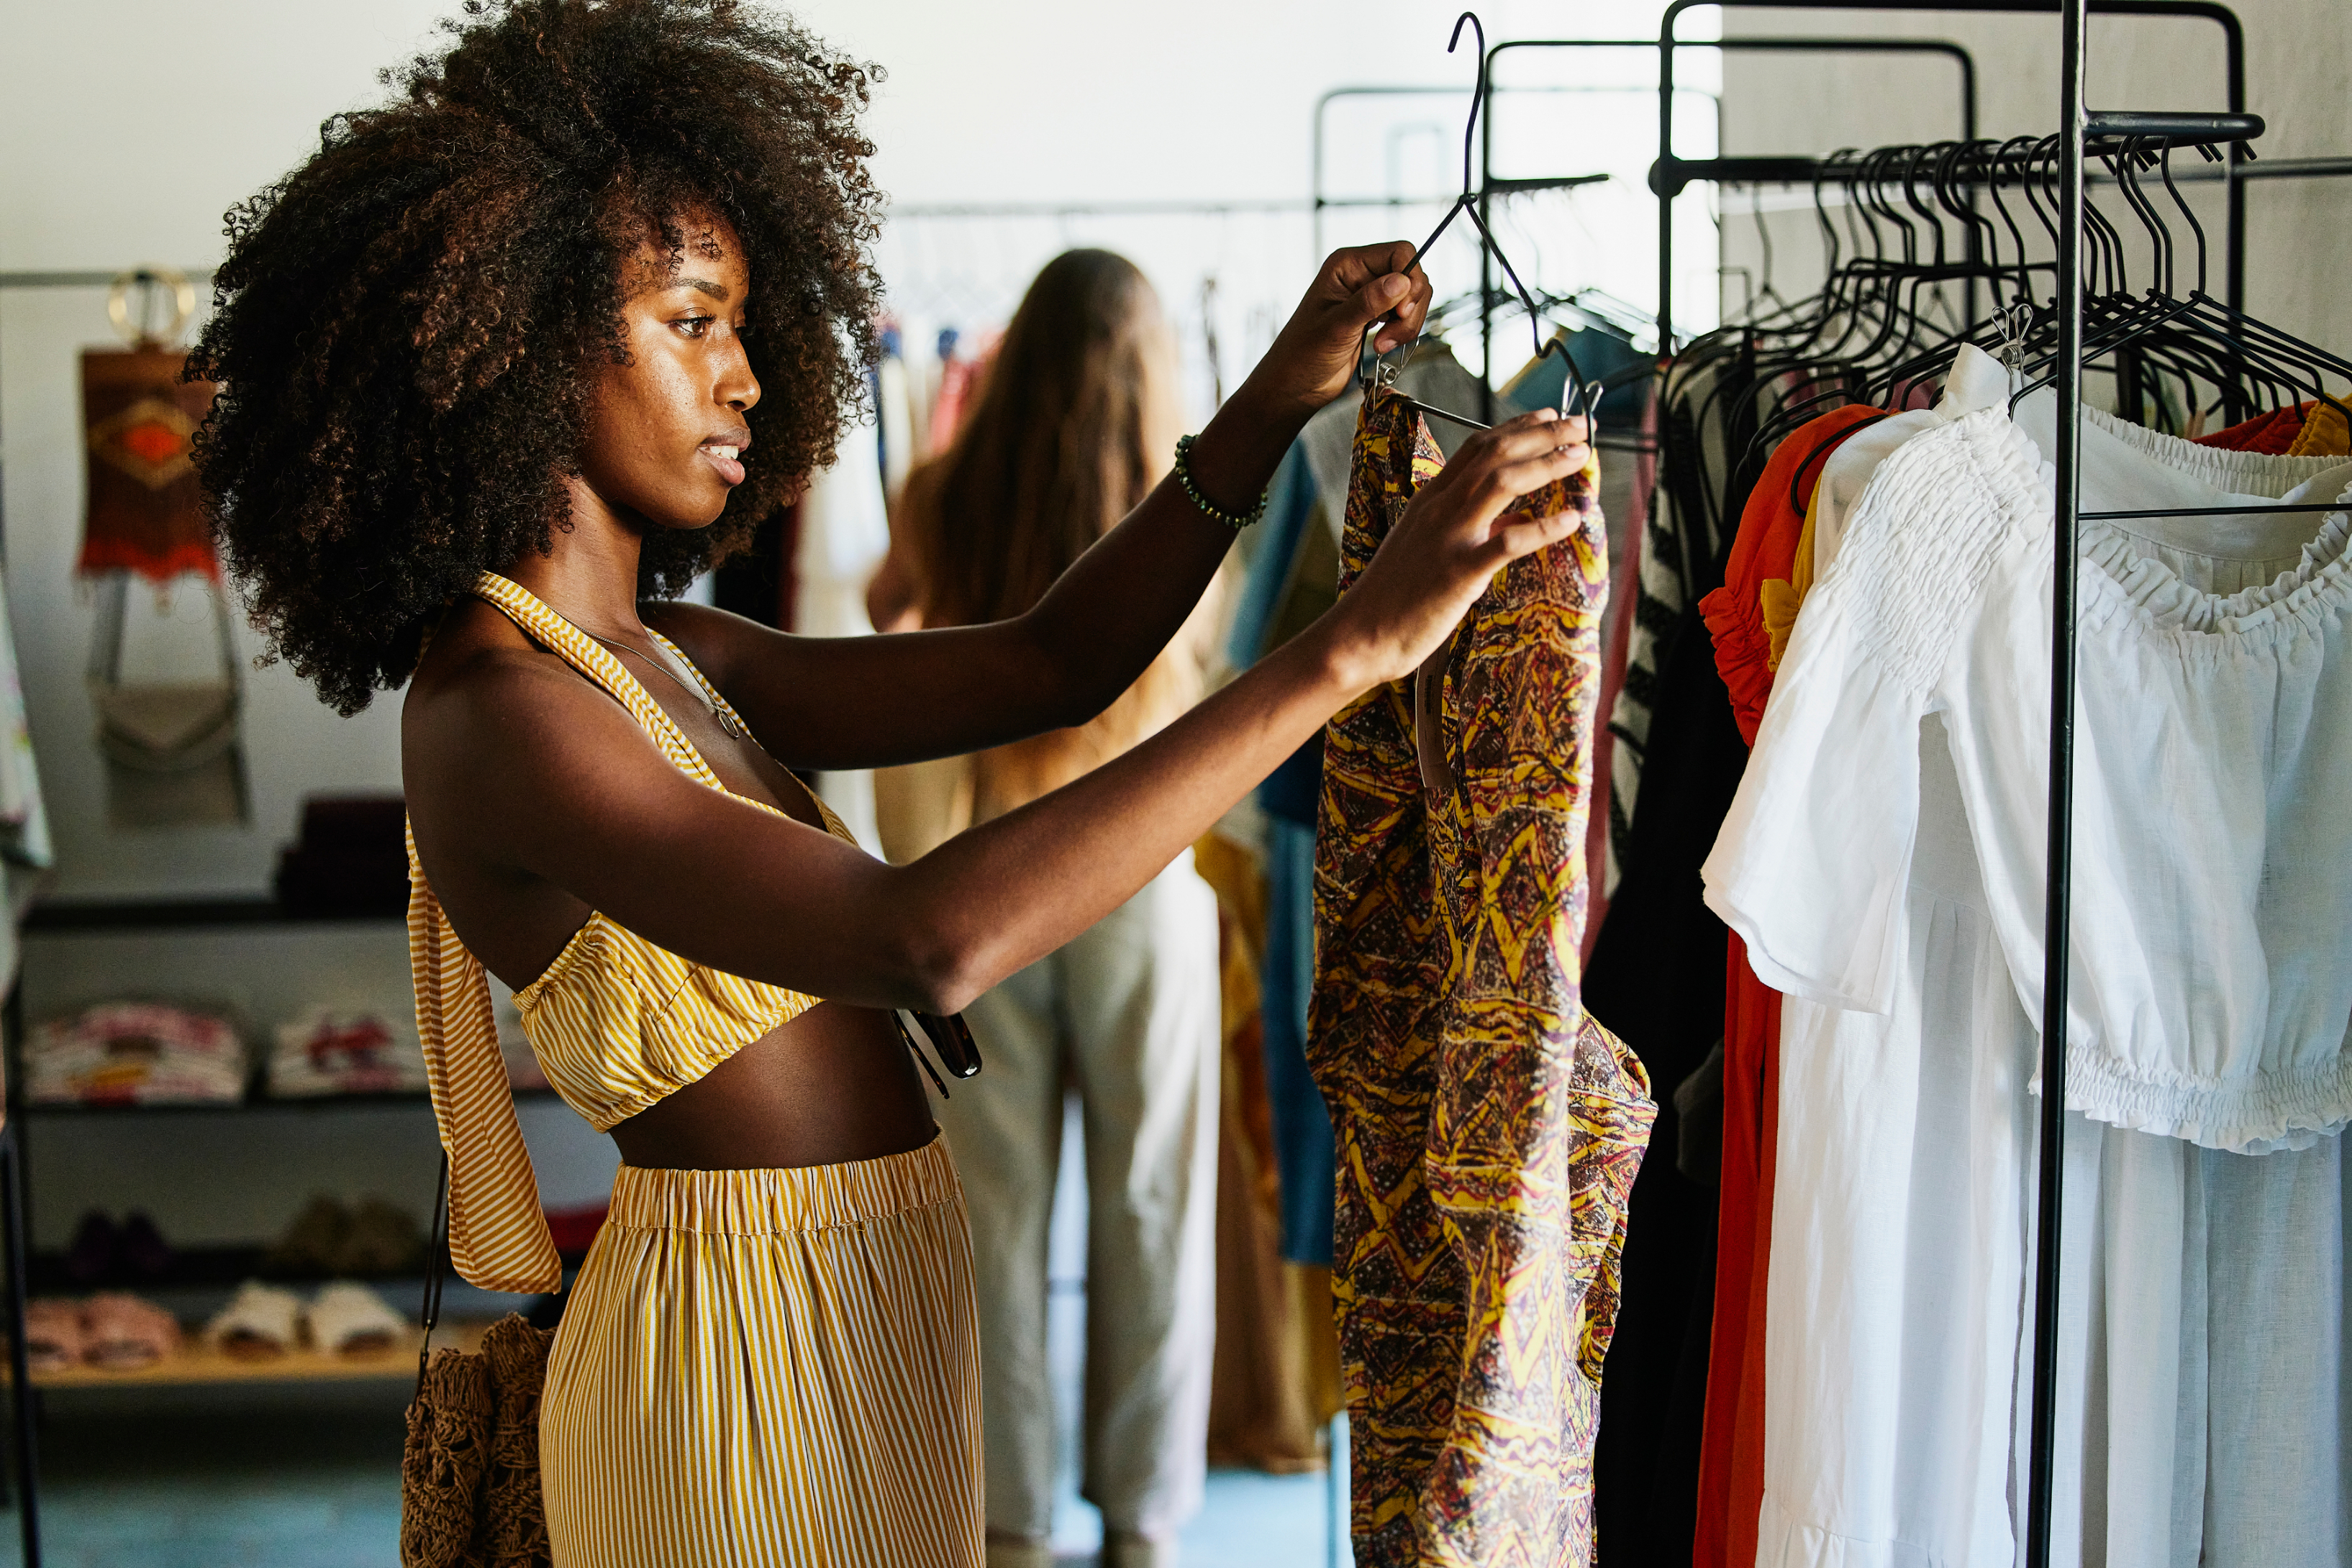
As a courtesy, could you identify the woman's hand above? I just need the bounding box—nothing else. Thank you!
[1320,409,1594,691]
[1243,241,1435,417]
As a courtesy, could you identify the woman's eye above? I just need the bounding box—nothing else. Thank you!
[673,314,713,338]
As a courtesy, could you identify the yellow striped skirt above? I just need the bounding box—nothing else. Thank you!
[542,1136,984,1566]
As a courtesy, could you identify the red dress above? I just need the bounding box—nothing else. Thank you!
[1691,404,1878,1568]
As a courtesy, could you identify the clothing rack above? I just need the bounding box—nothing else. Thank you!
[1642,7,2346,1568]
[1312,82,1692,260]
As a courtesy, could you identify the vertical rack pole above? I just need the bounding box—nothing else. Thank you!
[1657,19,1678,352]
[2218,7,2246,311]
[2024,0,2087,1564]
[1,1121,39,1568]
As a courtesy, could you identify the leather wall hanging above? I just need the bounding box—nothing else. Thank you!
[81,268,250,829]
[80,268,219,583]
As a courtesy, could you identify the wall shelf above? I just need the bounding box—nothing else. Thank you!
[9,1317,499,1391]
[22,898,404,934]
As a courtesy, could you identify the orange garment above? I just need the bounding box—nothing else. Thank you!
[2194,397,2352,457]
[1689,404,1874,1568]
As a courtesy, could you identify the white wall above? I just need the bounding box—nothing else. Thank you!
[0,0,1705,902]
[0,0,1697,1252]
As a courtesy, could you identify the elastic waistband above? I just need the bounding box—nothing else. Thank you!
[607,1134,961,1235]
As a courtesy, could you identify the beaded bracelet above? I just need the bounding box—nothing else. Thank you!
[1172,434,1270,529]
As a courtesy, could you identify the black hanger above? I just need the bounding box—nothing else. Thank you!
[1364,10,1598,432]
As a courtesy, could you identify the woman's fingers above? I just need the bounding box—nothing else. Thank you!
[1443,412,1591,503]
[1474,506,1581,572]
[1322,240,1431,354]
[1258,242,1436,411]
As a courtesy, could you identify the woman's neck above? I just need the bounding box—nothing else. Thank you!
[502,475,650,639]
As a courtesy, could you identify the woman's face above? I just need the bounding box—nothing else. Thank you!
[576,211,760,533]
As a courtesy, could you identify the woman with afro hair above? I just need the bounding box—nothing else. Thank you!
[189,1,1590,1562]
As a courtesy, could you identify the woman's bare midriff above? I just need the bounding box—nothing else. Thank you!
[606,999,938,1171]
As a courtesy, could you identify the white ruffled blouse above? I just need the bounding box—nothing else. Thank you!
[1706,396,2352,1153]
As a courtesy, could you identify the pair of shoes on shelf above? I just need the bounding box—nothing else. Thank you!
[64,1210,175,1288]
[208,1279,408,1359]
[24,1292,181,1372]
[262,1195,424,1278]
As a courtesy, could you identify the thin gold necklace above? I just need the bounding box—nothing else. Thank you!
[587,630,747,739]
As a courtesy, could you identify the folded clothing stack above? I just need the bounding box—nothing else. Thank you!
[24,1293,181,1372]
[267,1007,427,1098]
[27,1002,245,1106]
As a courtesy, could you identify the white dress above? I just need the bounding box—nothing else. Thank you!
[1704,381,2352,1568]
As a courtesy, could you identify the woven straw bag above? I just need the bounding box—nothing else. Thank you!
[400,1155,555,1568]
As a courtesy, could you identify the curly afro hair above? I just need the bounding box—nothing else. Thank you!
[188,0,884,715]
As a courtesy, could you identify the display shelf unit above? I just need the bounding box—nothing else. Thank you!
[19,1085,555,1118]
[0,894,466,1567]
[21,896,401,933]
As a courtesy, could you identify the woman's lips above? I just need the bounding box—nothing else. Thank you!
[700,442,746,486]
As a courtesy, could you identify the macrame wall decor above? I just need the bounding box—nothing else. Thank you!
[80,268,250,829]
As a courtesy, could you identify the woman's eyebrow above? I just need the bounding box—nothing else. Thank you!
[676,277,730,301]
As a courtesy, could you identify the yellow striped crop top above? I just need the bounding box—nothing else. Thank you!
[407,572,859,1293]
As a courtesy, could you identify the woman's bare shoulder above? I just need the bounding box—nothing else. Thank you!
[402,599,632,814]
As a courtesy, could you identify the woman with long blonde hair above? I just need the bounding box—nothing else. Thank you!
[871,250,1222,1568]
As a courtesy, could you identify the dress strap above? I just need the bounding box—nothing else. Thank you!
[471,573,858,843]
[406,819,563,1295]
[472,572,726,790]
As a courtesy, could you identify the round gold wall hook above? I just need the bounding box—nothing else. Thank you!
[106,266,197,349]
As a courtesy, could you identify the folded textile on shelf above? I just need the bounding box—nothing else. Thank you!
[209,1280,301,1359]
[27,1001,245,1106]
[267,1006,427,1098]
[81,1291,179,1370]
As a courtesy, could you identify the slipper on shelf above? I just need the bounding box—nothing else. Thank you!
[307,1280,409,1358]
[335,1198,424,1277]
[64,1211,117,1288]
[208,1280,301,1360]
[22,1298,85,1375]
[116,1212,176,1284]
[262,1195,350,1278]
[82,1292,181,1371]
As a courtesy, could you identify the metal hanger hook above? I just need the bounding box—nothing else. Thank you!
[1406,12,1491,274]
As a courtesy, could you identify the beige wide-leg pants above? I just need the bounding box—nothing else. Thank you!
[936,851,1222,1548]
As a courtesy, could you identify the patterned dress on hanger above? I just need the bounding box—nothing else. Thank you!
[1308,388,1656,1567]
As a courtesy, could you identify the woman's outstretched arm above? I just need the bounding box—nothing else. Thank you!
[651,242,1432,770]
[412,408,1590,1013]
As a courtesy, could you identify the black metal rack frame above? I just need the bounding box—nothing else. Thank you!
[1656,0,2252,352]
[1316,34,1981,429]
[1639,8,2346,1568]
